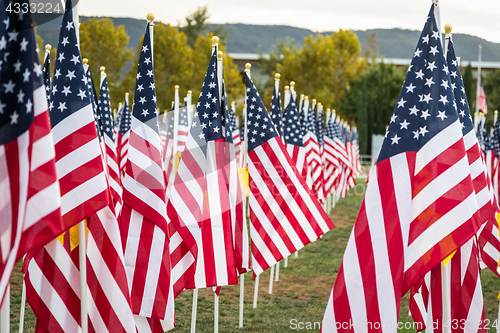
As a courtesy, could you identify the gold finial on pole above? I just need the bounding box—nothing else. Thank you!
[45,44,51,51]
[444,23,452,35]
[245,63,251,70]
[312,99,316,104]
[305,96,309,100]
[300,94,304,98]
[495,110,498,115]
[218,51,223,59]
[275,73,280,79]
[290,81,295,87]
[188,90,192,94]
[100,66,105,72]
[147,13,155,23]
[82,58,88,65]
[231,101,235,106]
[125,92,129,98]
[175,85,179,91]
[284,85,289,91]
[327,108,331,112]
[212,36,219,45]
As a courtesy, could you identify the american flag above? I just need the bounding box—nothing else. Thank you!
[270,76,282,136]
[176,102,189,153]
[322,6,480,331]
[477,77,488,115]
[161,109,175,184]
[303,100,322,196]
[282,93,307,180]
[120,22,174,331]
[229,101,242,166]
[245,73,334,276]
[167,46,238,293]
[0,0,63,305]
[98,71,122,217]
[323,111,340,196]
[313,103,325,201]
[117,98,131,181]
[42,46,51,105]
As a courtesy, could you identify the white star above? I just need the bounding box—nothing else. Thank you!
[429,46,439,56]
[250,137,256,143]
[460,98,466,106]
[66,70,76,80]
[147,70,153,77]
[391,134,400,145]
[406,83,416,93]
[442,65,449,75]
[58,52,65,63]
[17,89,24,103]
[415,69,424,80]
[400,119,410,129]
[397,98,406,108]
[425,77,435,88]
[139,97,146,104]
[13,59,22,72]
[142,45,149,53]
[214,126,220,133]
[33,63,42,77]
[419,126,429,137]
[70,54,80,65]
[22,68,30,82]
[0,101,5,114]
[7,29,18,42]
[48,101,54,111]
[459,109,466,117]
[144,57,151,65]
[10,111,19,124]
[421,109,430,120]
[422,93,433,104]
[390,114,397,123]
[137,84,144,92]
[3,79,15,93]
[52,85,58,95]
[66,21,74,30]
[136,72,142,80]
[427,61,437,72]
[409,105,419,116]
[26,99,32,113]
[431,30,440,40]
[209,82,216,89]
[142,109,149,117]
[54,69,61,79]
[0,36,6,50]
[413,130,420,140]
[62,86,71,96]
[77,89,87,100]
[61,36,70,47]
[58,102,67,112]
[450,71,458,78]
[441,79,450,90]
[437,110,447,121]
[421,35,429,44]
[439,95,449,105]
[198,132,205,140]
[414,48,422,58]
[149,82,155,90]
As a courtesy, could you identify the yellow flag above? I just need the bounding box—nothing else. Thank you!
[238,167,249,197]
[443,250,456,266]
[56,220,88,251]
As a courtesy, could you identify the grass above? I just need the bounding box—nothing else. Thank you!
[4,178,500,332]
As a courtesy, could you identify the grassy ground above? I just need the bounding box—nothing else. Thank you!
[4,178,500,332]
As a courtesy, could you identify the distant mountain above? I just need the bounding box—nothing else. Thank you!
[35,16,500,63]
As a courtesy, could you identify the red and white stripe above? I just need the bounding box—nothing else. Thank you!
[477,216,500,277]
[0,86,63,305]
[103,132,122,217]
[249,137,334,276]
[25,205,138,333]
[304,126,322,196]
[322,120,479,332]
[120,115,174,328]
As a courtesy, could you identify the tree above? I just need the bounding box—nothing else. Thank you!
[462,64,474,108]
[179,6,228,48]
[276,30,365,114]
[340,61,406,155]
[79,18,133,105]
[484,69,500,126]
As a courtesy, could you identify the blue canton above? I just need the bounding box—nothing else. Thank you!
[0,0,42,144]
[85,67,102,140]
[220,80,232,143]
[245,74,278,151]
[42,52,51,106]
[132,23,158,132]
[317,106,324,146]
[282,93,303,147]
[119,100,131,135]
[270,83,282,136]
[98,76,114,141]
[377,5,458,163]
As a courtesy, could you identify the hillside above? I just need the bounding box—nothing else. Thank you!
[35,16,500,62]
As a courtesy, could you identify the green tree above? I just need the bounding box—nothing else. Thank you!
[484,70,500,127]
[462,64,474,108]
[179,6,228,48]
[276,30,365,115]
[340,61,406,155]
[79,18,133,105]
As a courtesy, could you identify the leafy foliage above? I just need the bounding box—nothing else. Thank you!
[79,18,133,106]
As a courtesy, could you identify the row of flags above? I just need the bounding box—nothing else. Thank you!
[1,0,360,331]
[321,4,500,332]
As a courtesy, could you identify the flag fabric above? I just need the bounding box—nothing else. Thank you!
[313,104,325,201]
[323,113,341,196]
[477,77,487,115]
[245,73,334,276]
[113,102,123,140]
[270,79,282,136]
[119,23,174,331]
[229,102,242,167]
[117,99,131,181]
[490,116,500,204]
[161,109,175,184]
[0,1,63,305]
[282,93,307,180]
[176,102,189,154]
[322,6,480,331]
[303,102,321,195]
[167,46,239,294]
[42,48,52,106]
[99,72,123,217]
[351,128,362,176]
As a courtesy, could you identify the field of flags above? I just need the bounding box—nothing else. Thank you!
[4,0,500,332]
[0,0,364,332]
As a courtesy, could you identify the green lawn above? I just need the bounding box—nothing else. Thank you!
[4,180,500,332]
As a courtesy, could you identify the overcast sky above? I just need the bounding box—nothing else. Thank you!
[78,0,500,44]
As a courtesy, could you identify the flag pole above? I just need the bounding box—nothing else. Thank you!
[100,66,106,86]
[269,264,274,294]
[476,44,483,114]
[1,285,9,333]
[147,13,154,67]
[245,63,260,309]
[190,289,198,333]
[187,90,193,127]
